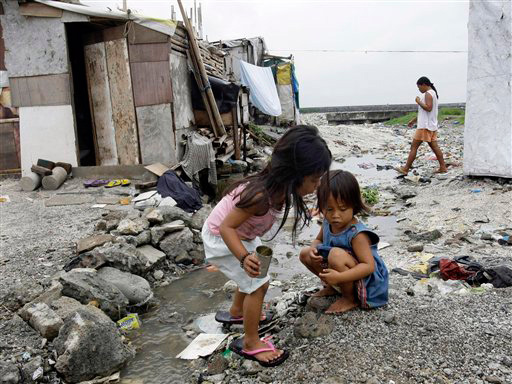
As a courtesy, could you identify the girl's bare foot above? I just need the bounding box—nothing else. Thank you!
[434,167,448,174]
[325,297,358,314]
[394,166,408,175]
[312,285,337,297]
[243,339,283,363]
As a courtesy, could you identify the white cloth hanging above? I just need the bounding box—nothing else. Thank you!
[240,61,282,116]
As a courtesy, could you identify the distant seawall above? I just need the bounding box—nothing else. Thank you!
[300,103,465,114]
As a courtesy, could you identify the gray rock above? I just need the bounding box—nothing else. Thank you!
[1,282,45,312]
[294,312,334,338]
[150,220,186,245]
[87,243,149,275]
[383,313,397,325]
[97,267,153,306]
[407,243,424,252]
[153,270,164,280]
[20,356,43,383]
[481,232,493,240]
[0,361,21,384]
[18,283,63,320]
[175,250,193,265]
[485,376,503,384]
[117,218,148,236]
[124,230,151,247]
[241,359,262,375]
[54,306,135,383]
[189,205,212,230]
[76,234,116,254]
[145,209,163,225]
[159,206,191,225]
[159,228,195,260]
[50,296,84,321]
[223,280,238,294]
[189,249,206,265]
[406,229,442,242]
[306,296,332,312]
[137,245,166,269]
[20,302,63,340]
[59,269,129,320]
[207,353,229,375]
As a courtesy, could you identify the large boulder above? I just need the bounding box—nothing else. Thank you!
[59,269,128,320]
[189,205,212,230]
[97,267,153,306]
[50,296,84,321]
[159,228,195,260]
[54,306,135,383]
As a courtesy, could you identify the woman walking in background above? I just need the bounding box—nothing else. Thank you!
[396,76,447,175]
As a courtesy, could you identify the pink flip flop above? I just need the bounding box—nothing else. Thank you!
[229,338,289,367]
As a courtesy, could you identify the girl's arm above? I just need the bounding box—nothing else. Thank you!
[219,201,265,277]
[319,232,375,285]
[416,92,433,112]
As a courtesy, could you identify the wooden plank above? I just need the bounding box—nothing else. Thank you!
[194,110,233,126]
[10,74,71,107]
[130,61,172,107]
[105,39,140,165]
[128,43,169,62]
[128,23,168,44]
[136,104,176,165]
[19,3,62,17]
[84,43,118,165]
[0,121,20,171]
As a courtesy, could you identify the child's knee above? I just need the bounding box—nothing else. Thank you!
[299,248,310,264]
[328,248,356,268]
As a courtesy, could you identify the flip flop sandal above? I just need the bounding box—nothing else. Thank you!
[83,179,96,188]
[120,179,131,187]
[215,310,274,325]
[105,179,122,188]
[229,338,289,367]
[84,179,109,188]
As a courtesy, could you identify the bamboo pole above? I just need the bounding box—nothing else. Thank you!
[177,0,226,137]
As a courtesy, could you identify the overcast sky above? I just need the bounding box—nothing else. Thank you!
[83,0,469,107]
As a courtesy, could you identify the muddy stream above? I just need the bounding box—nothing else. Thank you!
[121,155,399,383]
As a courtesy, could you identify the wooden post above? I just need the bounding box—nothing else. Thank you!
[232,107,240,160]
[177,0,226,137]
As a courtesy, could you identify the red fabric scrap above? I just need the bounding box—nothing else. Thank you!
[439,259,476,281]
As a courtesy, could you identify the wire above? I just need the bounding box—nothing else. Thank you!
[268,49,467,53]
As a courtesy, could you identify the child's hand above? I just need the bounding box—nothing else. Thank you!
[319,268,341,286]
[308,246,323,266]
[415,96,421,105]
[243,253,261,277]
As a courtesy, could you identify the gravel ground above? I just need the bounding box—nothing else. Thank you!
[1,114,511,384]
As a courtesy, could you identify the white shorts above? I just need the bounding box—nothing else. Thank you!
[202,222,270,294]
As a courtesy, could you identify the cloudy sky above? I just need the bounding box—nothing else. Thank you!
[83,0,470,107]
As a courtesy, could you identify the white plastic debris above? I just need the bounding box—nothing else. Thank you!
[176,333,228,360]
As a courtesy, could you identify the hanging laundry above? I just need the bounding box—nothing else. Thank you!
[240,61,282,116]
[180,132,217,186]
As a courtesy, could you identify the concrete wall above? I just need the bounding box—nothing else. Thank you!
[464,0,512,178]
[20,105,78,175]
[1,1,69,77]
[170,51,195,161]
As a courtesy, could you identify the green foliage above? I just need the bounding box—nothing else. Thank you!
[384,112,417,126]
[385,108,465,126]
[362,187,379,206]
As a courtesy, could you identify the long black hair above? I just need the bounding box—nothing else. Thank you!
[417,76,439,99]
[224,125,332,240]
[317,170,369,216]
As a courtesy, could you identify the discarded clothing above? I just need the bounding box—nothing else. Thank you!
[439,259,476,281]
[467,266,512,288]
[180,132,217,185]
[157,170,202,213]
[391,267,428,280]
[240,61,282,116]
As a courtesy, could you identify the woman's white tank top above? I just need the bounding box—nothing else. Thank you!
[417,89,438,131]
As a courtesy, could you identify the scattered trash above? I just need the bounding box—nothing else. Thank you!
[176,333,228,360]
[22,352,31,361]
[357,162,375,169]
[362,187,379,205]
[0,195,10,203]
[32,367,44,381]
[119,197,132,205]
[497,235,510,246]
[378,241,391,250]
[117,314,141,331]
[91,204,107,209]
[78,372,121,384]
[470,189,482,193]
[195,314,224,334]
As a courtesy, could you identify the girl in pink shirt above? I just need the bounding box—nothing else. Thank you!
[202,125,331,367]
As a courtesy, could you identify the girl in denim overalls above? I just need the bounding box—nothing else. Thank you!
[300,170,389,313]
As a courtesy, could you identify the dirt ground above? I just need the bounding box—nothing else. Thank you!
[1,114,511,384]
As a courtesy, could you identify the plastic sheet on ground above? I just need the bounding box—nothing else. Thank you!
[194,313,224,334]
[176,333,228,360]
[240,61,282,116]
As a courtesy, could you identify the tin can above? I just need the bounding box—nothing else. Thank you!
[255,245,273,278]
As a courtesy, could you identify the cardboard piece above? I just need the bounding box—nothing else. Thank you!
[144,163,170,177]
[176,333,228,360]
